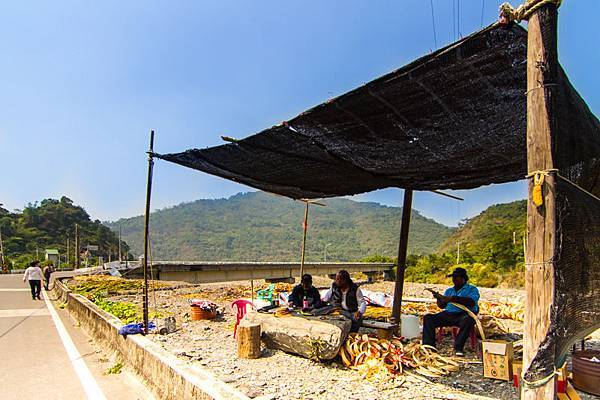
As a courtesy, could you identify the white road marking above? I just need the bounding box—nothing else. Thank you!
[0,288,30,291]
[0,308,50,317]
[42,289,107,400]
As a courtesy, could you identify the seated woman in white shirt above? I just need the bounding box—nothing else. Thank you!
[322,270,366,332]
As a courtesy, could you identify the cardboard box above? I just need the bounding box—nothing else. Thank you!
[482,340,514,381]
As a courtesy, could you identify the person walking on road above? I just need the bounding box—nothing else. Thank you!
[43,263,54,290]
[23,260,43,300]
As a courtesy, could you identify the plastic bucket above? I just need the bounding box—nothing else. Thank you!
[401,314,420,339]
[572,350,600,396]
[190,305,216,321]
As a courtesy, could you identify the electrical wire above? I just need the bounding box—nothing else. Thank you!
[430,0,438,49]
[457,0,461,38]
[480,0,486,27]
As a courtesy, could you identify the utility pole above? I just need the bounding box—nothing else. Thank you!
[66,236,70,268]
[0,227,4,265]
[118,225,122,263]
[142,130,155,334]
[456,241,461,264]
[75,224,80,269]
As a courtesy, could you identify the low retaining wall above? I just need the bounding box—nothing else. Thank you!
[53,279,249,400]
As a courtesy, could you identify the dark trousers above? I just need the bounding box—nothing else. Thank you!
[44,276,51,290]
[422,311,475,351]
[29,280,41,299]
[341,310,362,333]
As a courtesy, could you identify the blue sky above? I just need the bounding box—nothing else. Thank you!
[0,1,597,227]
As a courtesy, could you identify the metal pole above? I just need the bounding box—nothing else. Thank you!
[66,236,69,268]
[142,130,155,334]
[391,189,413,331]
[299,201,309,278]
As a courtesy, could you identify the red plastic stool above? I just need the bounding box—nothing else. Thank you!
[231,299,255,338]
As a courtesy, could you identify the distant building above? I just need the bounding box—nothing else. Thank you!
[45,249,59,264]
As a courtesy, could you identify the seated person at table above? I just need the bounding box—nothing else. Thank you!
[288,274,322,309]
[322,270,366,332]
[422,267,480,356]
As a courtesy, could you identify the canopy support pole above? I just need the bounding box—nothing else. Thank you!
[299,201,309,278]
[391,189,413,332]
[523,4,558,399]
[143,130,155,335]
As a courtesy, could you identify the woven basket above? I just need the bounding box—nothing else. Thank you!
[190,305,216,321]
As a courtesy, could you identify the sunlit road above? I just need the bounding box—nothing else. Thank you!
[0,273,153,400]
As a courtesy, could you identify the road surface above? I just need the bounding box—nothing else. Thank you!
[0,273,154,400]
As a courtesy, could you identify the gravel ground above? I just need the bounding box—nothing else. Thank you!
[106,279,598,400]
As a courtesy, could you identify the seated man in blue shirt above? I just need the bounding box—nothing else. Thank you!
[422,267,480,356]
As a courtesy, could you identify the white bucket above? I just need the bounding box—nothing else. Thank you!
[401,314,420,339]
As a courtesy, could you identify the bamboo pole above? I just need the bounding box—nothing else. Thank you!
[143,130,155,334]
[523,4,558,399]
[391,189,413,331]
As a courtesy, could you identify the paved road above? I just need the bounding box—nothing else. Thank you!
[0,273,154,400]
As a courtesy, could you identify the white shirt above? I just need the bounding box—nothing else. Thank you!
[322,286,367,315]
[23,266,42,281]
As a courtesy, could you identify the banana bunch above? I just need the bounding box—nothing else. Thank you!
[338,334,460,381]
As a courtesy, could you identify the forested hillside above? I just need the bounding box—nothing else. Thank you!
[109,192,454,262]
[403,200,527,287]
[0,197,128,268]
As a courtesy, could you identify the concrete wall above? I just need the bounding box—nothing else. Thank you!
[53,279,249,400]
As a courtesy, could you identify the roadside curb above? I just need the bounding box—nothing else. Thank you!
[53,278,250,400]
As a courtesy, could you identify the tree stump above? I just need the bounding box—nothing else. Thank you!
[237,322,261,359]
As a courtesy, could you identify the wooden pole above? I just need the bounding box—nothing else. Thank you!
[523,4,558,399]
[75,224,80,269]
[299,201,309,278]
[391,189,413,330]
[143,130,155,334]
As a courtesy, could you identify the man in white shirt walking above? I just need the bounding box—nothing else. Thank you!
[322,270,367,332]
[23,260,43,300]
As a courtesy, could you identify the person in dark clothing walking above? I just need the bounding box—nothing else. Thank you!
[43,264,53,290]
[422,267,480,356]
[23,261,43,300]
[322,270,366,332]
[288,274,322,309]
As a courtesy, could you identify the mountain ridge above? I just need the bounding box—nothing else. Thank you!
[108,191,454,261]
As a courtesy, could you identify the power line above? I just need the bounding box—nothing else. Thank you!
[452,0,456,40]
[430,0,438,49]
[480,0,486,27]
[457,0,461,38]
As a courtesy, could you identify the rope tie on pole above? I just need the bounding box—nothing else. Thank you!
[522,367,559,388]
[499,0,562,24]
[526,169,600,204]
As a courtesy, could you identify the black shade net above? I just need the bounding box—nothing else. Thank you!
[156,21,600,380]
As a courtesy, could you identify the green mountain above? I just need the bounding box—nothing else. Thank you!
[108,192,454,262]
[404,200,527,287]
[0,197,129,268]
[438,200,527,265]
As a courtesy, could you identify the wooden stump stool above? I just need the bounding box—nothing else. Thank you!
[237,322,261,359]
